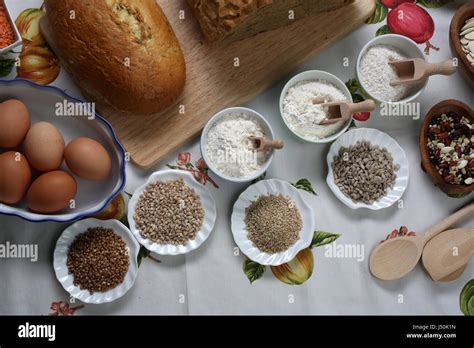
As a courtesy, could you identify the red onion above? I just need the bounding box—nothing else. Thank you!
[381,0,415,9]
[353,112,371,122]
[387,3,438,54]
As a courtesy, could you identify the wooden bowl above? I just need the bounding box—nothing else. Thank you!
[420,100,474,198]
[450,2,474,85]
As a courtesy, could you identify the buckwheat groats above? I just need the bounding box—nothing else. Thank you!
[67,227,129,293]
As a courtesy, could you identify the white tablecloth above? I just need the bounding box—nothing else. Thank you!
[0,0,472,315]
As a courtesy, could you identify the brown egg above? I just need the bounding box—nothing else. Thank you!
[65,137,112,181]
[24,122,65,172]
[27,171,77,213]
[0,151,32,204]
[0,99,30,148]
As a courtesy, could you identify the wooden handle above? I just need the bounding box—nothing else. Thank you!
[264,139,284,150]
[424,203,474,241]
[425,59,457,77]
[350,99,376,113]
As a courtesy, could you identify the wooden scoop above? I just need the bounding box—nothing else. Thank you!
[249,136,284,151]
[320,99,376,125]
[389,58,457,86]
[422,228,474,282]
[369,203,474,281]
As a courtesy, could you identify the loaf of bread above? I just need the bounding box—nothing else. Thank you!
[41,0,186,115]
[187,0,353,42]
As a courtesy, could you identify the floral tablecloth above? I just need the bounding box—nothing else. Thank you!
[0,0,472,315]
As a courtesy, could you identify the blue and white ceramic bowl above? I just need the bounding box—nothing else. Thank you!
[0,79,126,222]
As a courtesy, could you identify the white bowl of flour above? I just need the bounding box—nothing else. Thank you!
[201,107,275,183]
[279,70,353,143]
[356,34,427,104]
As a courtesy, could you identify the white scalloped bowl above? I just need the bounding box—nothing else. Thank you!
[326,128,409,210]
[231,179,315,266]
[53,218,139,304]
[127,169,217,255]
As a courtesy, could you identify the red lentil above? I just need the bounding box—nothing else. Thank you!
[0,3,15,49]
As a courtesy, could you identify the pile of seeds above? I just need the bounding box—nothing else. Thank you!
[245,194,302,254]
[459,17,474,66]
[426,112,473,185]
[332,141,399,204]
[134,178,204,245]
[67,227,129,293]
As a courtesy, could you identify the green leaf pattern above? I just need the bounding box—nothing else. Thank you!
[310,231,341,249]
[365,0,388,24]
[243,257,266,284]
[376,25,391,37]
[0,55,16,77]
[460,279,474,316]
[417,0,452,8]
[252,172,267,184]
[137,246,151,267]
[292,179,317,195]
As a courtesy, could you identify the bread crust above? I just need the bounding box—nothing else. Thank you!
[187,0,352,42]
[41,0,186,115]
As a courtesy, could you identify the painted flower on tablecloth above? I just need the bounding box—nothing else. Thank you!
[177,152,192,167]
[49,301,84,316]
[366,0,452,55]
[380,225,417,243]
[167,152,219,188]
[195,158,208,171]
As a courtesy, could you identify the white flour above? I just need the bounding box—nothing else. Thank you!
[205,112,269,178]
[359,45,417,102]
[282,80,348,140]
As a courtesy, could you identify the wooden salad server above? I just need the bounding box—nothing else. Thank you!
[319,99,375,125]
[421,228,474,282]
[389,58,457,86]
[249,136,284,151]
[369,203,474,281]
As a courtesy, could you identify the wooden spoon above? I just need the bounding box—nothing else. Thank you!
[249,136,284,151]
[389,58,457,86]
[369,203,474,280]
[422,228,474,282]
[319,99,376,125]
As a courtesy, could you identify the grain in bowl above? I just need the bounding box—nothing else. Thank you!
[67,227,129,294]
[245,194,302,254]
[134,178,205,246]
[332,140,400,205]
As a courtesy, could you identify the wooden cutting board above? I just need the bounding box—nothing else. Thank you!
[101,0,375,168]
